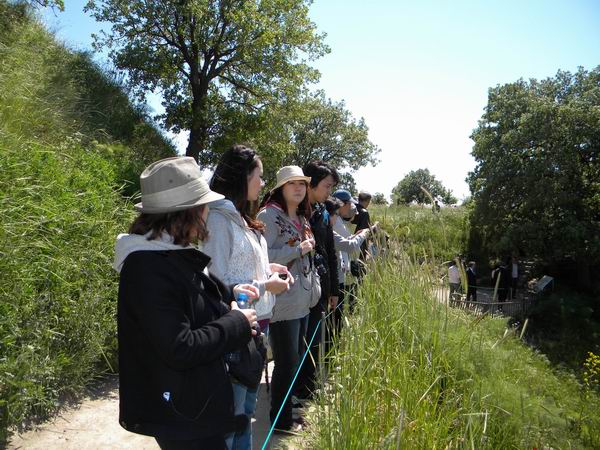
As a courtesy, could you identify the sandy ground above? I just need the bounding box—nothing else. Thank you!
[8,363,292,450]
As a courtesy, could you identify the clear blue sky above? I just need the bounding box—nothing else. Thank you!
[43,0,600,200]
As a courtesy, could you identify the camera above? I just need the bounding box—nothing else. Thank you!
[278,273,288,280]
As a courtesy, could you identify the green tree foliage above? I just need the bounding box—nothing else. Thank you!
[372,192,388,205]
[32,0,64,10]
[336,172,357,195]
[392,168,455,205]
[211,91,379,186]
[85,0,328,164]
[467,67,600,291]
[283,92,380,170]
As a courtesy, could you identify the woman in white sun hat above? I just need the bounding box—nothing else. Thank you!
[257,166,321,434]
[113,156,261,450]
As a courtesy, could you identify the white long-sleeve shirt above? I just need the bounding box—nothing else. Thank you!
[333,218,366,285]
[448,265,460,284]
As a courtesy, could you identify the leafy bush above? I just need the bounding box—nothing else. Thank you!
[0,2,172,441]
[525,289,600,373]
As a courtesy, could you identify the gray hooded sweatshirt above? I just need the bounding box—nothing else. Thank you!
[202,199,275,321]
[257,204,320,323]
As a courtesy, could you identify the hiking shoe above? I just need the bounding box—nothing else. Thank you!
[291,395,305,408]
[273,421,303,435]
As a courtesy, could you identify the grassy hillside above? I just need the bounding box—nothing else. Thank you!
[0,2,174,442]
[300,248,600,449]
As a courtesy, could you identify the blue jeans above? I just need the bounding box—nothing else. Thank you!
[269,316,307,429]
[225,382,258,450]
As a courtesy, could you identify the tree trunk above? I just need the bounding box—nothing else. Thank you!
[186,121,209,163]
[186,83,210,163]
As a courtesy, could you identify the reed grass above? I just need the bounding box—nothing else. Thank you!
[285,206,600,449]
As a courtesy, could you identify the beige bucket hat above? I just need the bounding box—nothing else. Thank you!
[135,157,224,213]
[271,165,311,192]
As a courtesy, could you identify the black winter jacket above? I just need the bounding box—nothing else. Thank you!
[117,249,252,440]
[309,203,340,301]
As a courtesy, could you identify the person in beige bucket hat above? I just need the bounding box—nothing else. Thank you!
[135,156,223,213]
[270,165,311,193]
[113,156,263,449]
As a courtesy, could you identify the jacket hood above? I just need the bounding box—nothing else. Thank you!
[209,199,245,227]
[113,232,192,272]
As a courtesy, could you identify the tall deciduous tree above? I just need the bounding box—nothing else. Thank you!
[85,0,328,164]
[392,169,454,205]
[211,90,380,184]
[372,192,388,205]
[467,67,600,290]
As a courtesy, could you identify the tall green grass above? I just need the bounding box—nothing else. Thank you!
[292,206,599,448]
[299,252,600,448]
[0,2,172,442]
[371,204,468,262]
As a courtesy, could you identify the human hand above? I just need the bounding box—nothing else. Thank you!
[298,239,314,256]
[233,284,260,301]
[231,301,258,336]
[265,272,291,295]
[269,263,295,285]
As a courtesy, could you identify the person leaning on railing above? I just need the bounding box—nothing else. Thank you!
[466,261,477,301]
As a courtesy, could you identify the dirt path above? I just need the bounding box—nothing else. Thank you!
[8,364,289,450]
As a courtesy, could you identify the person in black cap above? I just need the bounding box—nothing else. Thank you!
[295,160,340,400]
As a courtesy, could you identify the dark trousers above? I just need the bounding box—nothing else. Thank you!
[295,303,324,399]
[269,317,307,429]
[511,278,518,299]
[498,287,508,302]
[345,283,358,313]
[325,284,345,353]
[155,436,225,450]
[466,287,477,302]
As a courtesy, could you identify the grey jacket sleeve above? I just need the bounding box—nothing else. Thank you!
[203,211,234,280]
[257,208,301,265]
[333,230,366,254]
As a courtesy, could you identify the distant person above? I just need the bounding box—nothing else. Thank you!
[352,191,372,234]
[113,157,259,449]
[497,257,511,303]
[433,200,441,213]
[331,190,371,311]
[327,194,371,328]
[466,261,477,301]
[448,259,461,301]
[511,255,519,299]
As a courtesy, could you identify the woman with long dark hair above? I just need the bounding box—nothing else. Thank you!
[113,157,260,450]
[203,144,292,449]
[257,166,321,433]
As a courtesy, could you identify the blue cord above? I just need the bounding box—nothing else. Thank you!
[261,299,345,449]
